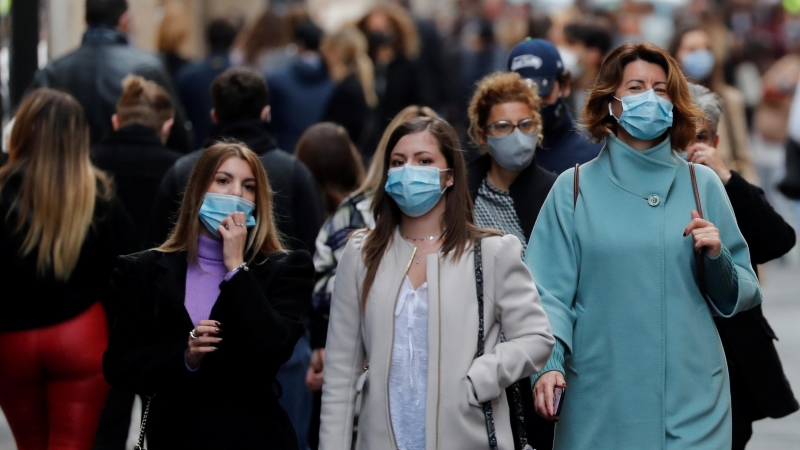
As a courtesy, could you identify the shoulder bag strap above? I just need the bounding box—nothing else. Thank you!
[574,164,580,209]
[473,240,533,450]
[473,239,498,450]
[688,163,707,297]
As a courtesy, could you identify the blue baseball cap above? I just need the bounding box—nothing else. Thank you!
[507,38,564,97]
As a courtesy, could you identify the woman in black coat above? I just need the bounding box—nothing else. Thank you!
[103,142,314,449]
[687,83,799,449]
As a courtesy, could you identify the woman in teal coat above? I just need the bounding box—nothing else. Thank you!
[526,43,763,449]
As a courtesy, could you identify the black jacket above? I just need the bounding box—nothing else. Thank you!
[537,106,604,174]
[144,120,325,252]
[92,124,182,247]
[103,249,313,449]
[467,154,558,240]
[323,74,370,145]
[1,174,137,331]
[714,171,799,418]
[32,34,192,152]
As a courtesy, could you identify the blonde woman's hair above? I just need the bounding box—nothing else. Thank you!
[117,75,175,130]
[158,141,284,262]
[0,89,112,280]
[323,26,378,107]
[353,105,439,196]
[156,1,190,54]
[357,3,420,59]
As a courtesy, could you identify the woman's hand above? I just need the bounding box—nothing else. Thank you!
[185,320,222,370]
[684,210,721,258]
[305,348,325,392]
[686,143,732,184]
[533,371,566,421]
[217,211,248,272]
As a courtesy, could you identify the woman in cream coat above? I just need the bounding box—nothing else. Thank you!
[320,117,554,450]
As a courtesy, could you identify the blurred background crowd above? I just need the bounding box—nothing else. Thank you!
[4,0,800,224]
[2,0,800,448]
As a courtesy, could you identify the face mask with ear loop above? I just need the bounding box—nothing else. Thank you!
[608,89,674,140]
[385,164,453,217]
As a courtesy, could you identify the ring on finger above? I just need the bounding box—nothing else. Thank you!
[235,223,245,227]
[190,329,198,339]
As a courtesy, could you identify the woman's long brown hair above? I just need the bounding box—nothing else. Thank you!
[157,141,284,262]
[360,117,498,308]
[0,88,112,280]
[581,42,703,151]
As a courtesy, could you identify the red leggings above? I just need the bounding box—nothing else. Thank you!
[0,302,110,450]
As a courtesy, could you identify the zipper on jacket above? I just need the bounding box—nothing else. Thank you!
[435,252,443,450]
[386,246,416,450]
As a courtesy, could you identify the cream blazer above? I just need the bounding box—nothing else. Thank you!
[320,229,554,450]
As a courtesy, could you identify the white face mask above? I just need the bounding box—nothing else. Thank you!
[558,46,583,78]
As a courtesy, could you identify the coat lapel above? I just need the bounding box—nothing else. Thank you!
[155,251,195,329]
[598,134,681,201]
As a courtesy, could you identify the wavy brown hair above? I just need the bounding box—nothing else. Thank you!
[0,89,112,280]
[468,71,544,153]
[360,117,498,308]
[158,141,284,262]
[582,42,703,151]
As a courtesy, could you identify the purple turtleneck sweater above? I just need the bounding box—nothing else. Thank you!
[185,234,238,326]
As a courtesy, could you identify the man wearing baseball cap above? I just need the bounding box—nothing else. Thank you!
[508,38,603,173]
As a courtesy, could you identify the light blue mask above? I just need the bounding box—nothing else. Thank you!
[609,89,674,140]
[385,164,451,217]
[198,193,257,237]
[681,49,715,81]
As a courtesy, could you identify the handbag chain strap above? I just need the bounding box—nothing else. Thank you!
[473,239,498,450]
[133,394,155,450]
[474,240,531,450]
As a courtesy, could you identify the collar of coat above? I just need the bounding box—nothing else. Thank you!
[598,133,681,201]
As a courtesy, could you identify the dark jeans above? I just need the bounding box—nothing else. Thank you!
[276,334,312,450]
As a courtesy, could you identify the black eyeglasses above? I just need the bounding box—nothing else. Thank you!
[485,118,538,137]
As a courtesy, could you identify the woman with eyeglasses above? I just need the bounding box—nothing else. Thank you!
[467,71,557,254]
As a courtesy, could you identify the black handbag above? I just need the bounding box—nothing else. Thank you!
[473,239,533,450]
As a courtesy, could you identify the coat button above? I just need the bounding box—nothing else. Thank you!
[648,194,660,207]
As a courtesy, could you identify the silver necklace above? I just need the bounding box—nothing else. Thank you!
[401,230,444,242]
[401,231,444,264]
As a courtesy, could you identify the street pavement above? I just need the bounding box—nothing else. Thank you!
[0,260,798,449]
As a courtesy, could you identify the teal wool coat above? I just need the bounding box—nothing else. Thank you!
[525,134,762,449]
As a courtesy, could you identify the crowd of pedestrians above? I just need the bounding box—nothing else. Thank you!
[1,0,799,449]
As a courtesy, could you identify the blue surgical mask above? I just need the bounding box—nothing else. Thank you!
[385,164,451,217]
[608,89,674,140]
[681,49,715,81]
[198,193,257,237]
